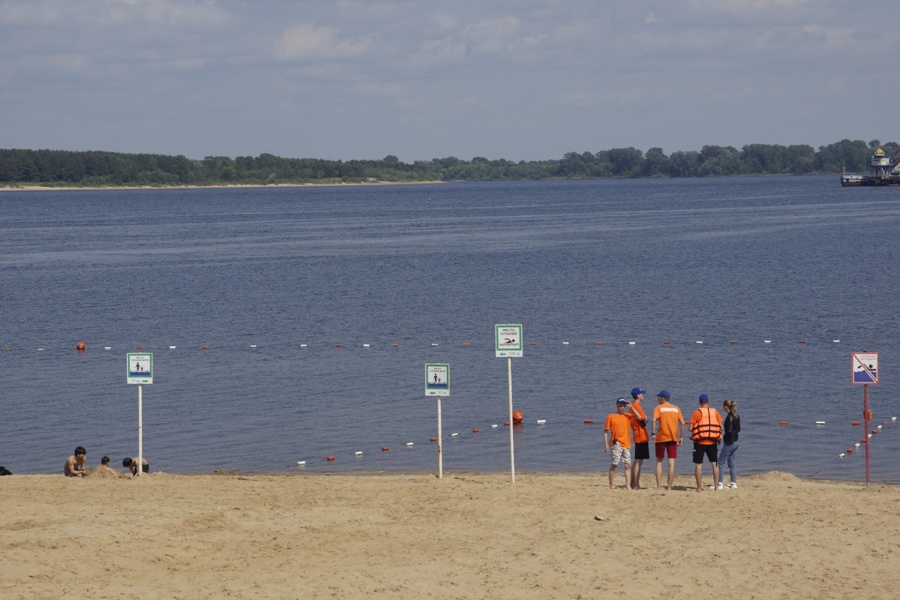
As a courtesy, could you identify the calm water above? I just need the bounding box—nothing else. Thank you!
[1,177,898,482]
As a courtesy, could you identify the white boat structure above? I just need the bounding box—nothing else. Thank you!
[841,148,900,186]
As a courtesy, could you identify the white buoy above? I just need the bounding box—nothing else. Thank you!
[628,341,636,345]
[169,345,176,349]
[450,432,459,437]
[405,442,414,447]
[893,417,897,422]
[855,443,861,448]
[296,460,306,466]
[815,421,825,426]
[354,451,363,456]
[250,344,257,348]
[696,340,703,344]
[562,341,569,345]
[300,344,307,348]
[868,434,873,439]
[839,453,845,458]
[764,340,772,344]
[38,348,45,351]
[104,346,111,351]
[536,419,547,425]
[432,343,439,346]
[877,425,883,430]
[833,340,840,343]
[490,424,499,429]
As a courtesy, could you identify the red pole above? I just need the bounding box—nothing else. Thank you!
[863,384,870,487]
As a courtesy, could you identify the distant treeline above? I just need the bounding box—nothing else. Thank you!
[1,139,897,187]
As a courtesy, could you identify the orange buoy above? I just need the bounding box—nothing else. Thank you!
[201,345,209,350]
[512,410,524,424]
[3,347,11,352]
[463,342,472,347]
[583,419,594,424]
[729,340,737,344]
[381,447,389,452]
[851,421,861,426]
[595,341,604,345]
[663,341,671,345]
[867,339,876,343]
[503,421,510,427]
[798,340,806,344]
[326,456,335,461]
[529,341,537,346]
[847,449,853,454]
[472,428,479,433]
[778,421,789,425]
[136,345,144,350]
[335,343,343,348]
[76,341,86,351]
[429,437,437,442]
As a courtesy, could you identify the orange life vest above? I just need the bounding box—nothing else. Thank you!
[691,407,722,442]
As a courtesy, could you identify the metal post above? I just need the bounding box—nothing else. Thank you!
[863,384,870,487]
[437,397,443,479]
[508,356,515,483]
[138,383,143,478]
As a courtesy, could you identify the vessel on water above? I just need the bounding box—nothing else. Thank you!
[841,148,900,186]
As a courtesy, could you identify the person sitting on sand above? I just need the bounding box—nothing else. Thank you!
[93,455,124,477]
[64,446,88,478]
[123,456,149,477]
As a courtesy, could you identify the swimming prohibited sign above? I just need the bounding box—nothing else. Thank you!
[426,363,450,396]
[127,353,153,384]
[851,352,878,384]
[495,324,523,358]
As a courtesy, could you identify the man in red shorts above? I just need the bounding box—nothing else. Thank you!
[651,390,684,491]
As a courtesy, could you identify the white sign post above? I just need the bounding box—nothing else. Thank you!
[851,352,879,486]
[426,364,450,479]
[495,324,523,483]
[127,353,153,477]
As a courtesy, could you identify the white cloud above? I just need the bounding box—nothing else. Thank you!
[275,23,371,61]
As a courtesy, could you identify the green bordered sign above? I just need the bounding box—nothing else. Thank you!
[127,353,153,385]
[426,363,450,396]
[495,324,523,358]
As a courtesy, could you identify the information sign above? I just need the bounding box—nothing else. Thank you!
[426,363,450,396]
[495,324,523,358]
[127,353,153,385]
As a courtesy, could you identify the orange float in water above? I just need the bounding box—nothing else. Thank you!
[472,428,479,433]
[430,437,437,442]
[851,421,861,426]
[512,410,524,424]
[778,421,789,425]
[381,447,389,452]
[584,419,594,424]
[76,341,86,351]
[326,456,335,461]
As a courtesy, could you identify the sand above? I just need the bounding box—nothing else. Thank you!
[1,470,896,599]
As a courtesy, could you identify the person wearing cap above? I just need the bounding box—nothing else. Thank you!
[628,387,650,489]
[603,398,634,490]
[651,390,684,491]
[690,394,723,492]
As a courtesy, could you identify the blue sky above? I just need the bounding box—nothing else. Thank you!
[1,0,896,162]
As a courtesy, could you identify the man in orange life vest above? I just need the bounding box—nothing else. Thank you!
[690,393,723,492]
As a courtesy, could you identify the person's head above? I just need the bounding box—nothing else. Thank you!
[631,387,646,400]
[723,399,738,415]
[101,456,110,466]
[616,398,628,413]
[122,457,133,468]
[657,390,670,403]
[74,446,86,457]
[699,393,709,405]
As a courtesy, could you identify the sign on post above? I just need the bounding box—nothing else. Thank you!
[851,352,879,384]
[495,324,523,358]
[127,353,153,385]
[426,363,450,396]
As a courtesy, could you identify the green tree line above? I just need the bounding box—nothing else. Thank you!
[1,139,897,187]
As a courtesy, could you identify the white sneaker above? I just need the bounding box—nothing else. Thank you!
[716,482,724,490]
[727,482,738,489]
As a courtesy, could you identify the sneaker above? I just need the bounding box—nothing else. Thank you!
[716,482,724,490]
[727,482,738,489]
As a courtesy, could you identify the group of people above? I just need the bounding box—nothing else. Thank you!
[63,446,150,478]
[603,388,741,491]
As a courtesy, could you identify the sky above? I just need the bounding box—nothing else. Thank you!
[1,0,897,163]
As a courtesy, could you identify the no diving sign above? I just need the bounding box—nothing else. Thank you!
[851,352,879,384]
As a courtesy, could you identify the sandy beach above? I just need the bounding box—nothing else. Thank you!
[1,470,896,599]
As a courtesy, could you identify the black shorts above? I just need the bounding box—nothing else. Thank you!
[692,443,718,464]
[633,442,650,460]
[142,463,150,474]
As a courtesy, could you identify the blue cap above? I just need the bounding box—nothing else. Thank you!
[657,390,670,399]
[631,388,646,397]
[616,397,628,405]
[699,393,709,403]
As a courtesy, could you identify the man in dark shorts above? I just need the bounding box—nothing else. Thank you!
[690,393,723,492]
[123,456,149,477]
[628,387,650,489]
